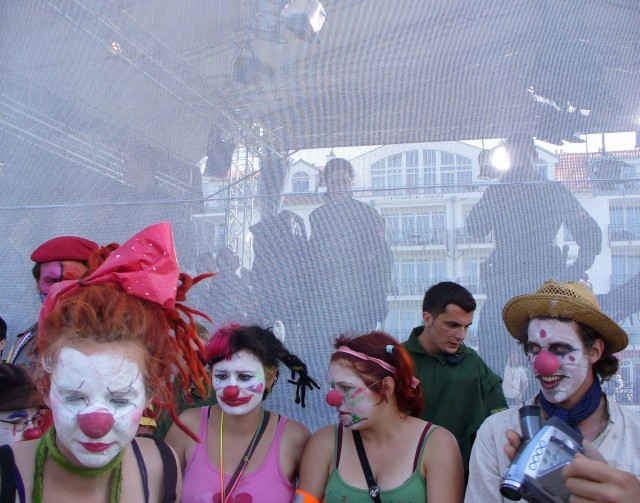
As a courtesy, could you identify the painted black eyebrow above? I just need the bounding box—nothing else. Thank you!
[107,385,138,397]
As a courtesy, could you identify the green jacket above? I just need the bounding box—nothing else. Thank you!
[403,326,507,480]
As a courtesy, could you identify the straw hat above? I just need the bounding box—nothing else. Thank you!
[502,280,628,354]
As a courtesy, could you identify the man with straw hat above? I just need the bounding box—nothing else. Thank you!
[466,280,640,502]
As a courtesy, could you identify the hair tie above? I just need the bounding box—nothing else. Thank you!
[385,345,394,354]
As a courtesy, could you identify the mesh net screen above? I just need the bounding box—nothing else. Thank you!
[1,1,640,431]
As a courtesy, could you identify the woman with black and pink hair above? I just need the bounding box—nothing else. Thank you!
[294,331,464,503]
[165,323,317,503]
[0,222,210,503]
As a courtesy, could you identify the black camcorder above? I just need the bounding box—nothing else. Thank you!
[500,405,584,502]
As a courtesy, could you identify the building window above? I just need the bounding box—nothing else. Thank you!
[462,258,485,293]
[406,150,418,167]
[535,159,548,179]
[369,149,474,194]
[612,254,640,287]
[291,171,310,193]
[385,311,422,342]
[610,204,640,240]
[391,260,446,296]
[621,163,639,179]
[440,151,472,191]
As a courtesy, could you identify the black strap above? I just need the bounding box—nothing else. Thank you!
[352,431,382,503]
[224,411,271,500]
[135,434,179,503]
[335,423,344,469]
[0,445,18,503]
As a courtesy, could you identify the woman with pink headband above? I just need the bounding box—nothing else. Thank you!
[0,223,210,503]
[295,331,464,503]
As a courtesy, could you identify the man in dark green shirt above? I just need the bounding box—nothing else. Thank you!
[402,281,507,482]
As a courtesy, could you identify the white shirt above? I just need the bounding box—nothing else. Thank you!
[465,397,640,503]
[501,365,528,400]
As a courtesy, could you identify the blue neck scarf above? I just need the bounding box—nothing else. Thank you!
[539,377,603,441]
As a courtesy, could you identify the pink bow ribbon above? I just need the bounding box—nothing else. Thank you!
[40,222,179,326]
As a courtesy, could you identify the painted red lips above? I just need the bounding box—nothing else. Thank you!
[80,442,113,453]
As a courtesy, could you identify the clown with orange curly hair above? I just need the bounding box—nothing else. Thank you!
[0,222,210,503]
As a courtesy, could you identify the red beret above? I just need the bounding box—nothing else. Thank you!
[31,236,99,263]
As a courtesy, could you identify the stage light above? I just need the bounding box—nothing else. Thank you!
[490,146,510,172]
[281,0,326,42]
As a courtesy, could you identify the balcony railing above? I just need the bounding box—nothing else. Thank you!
[390,281,444,296]
[455,227,493,245]
[386,230,447,246]
[610,274,638,288]
[609,224,640,242]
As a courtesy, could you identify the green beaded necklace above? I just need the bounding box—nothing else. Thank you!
[33,427,124,503]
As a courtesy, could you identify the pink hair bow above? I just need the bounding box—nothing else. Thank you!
[40,222,179,325]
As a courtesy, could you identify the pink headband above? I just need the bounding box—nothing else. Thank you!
[335,346,420,388]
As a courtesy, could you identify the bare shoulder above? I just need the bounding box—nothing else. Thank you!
[282,417,311,449]
[164,406,208,469]
[164,406,205,444]
[6,439,38,491]
[297,425,336,499]
[177,405,207,430]
[134,436,182,503]
[299,424,335,466]
[422,422,464,478]
[424,423,459,450]
[306,424,335,452]
[134,435,173,471]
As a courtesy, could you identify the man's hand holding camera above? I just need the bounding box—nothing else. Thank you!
[504,429,638,503]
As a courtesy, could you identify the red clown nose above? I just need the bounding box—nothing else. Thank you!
[534,351,561,377]
[223,385,240,400]
[23,427,44,441]
[326,390,343,407]
[77,411,115,439]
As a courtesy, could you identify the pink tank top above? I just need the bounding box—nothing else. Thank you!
[181,407,295,503]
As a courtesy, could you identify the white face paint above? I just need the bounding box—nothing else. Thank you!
[49,345,147,468]
[526,319,591,407]
[0,408,39,445]
[211,350,267,416]
[328,361,379,429]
